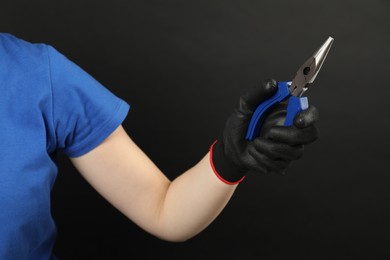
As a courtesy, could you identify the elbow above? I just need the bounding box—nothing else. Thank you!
[159,237,189,243]
[155,234,192,243]
[153,230,197,243]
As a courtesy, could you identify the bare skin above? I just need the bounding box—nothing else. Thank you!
[69,125,237,242]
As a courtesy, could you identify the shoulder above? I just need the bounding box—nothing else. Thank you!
[0,32,53,87]
[0,32,49,65]
[0,32,47,50]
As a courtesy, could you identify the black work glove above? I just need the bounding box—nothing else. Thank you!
[210,79,319,184]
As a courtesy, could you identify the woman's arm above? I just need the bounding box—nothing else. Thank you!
[70,125,237,242]
[69,80,319,242]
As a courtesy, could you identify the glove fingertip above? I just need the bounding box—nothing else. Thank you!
[263,78,278,95]
[293,105,319,128]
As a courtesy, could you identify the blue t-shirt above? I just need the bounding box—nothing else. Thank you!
[0,33,130,259]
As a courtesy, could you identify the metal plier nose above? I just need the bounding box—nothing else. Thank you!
[246,36,334,141]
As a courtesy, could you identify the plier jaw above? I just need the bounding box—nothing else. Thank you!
[245,37,334,141]
[289,37,334,97]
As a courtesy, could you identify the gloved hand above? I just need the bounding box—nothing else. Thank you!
[210,79,319,184]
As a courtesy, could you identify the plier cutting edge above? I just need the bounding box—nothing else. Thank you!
[246,36,334,141]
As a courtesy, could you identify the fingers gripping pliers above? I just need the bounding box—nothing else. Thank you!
[246,37,334,141]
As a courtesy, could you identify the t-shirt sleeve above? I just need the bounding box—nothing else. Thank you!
[46,45,130,158]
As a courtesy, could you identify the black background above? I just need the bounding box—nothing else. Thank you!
[1,0,390,259]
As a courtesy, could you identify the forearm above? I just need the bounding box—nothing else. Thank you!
[71,127,237,243]
[154,152,238,242]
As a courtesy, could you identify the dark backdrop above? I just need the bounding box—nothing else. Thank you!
[1,0,390,259]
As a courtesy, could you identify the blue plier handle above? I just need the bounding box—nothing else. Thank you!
[245,37,334,141]
[245,81,308,141]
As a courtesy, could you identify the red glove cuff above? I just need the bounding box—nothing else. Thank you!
[209,140,246,185]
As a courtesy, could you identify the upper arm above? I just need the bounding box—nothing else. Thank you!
[69,125,171,234]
